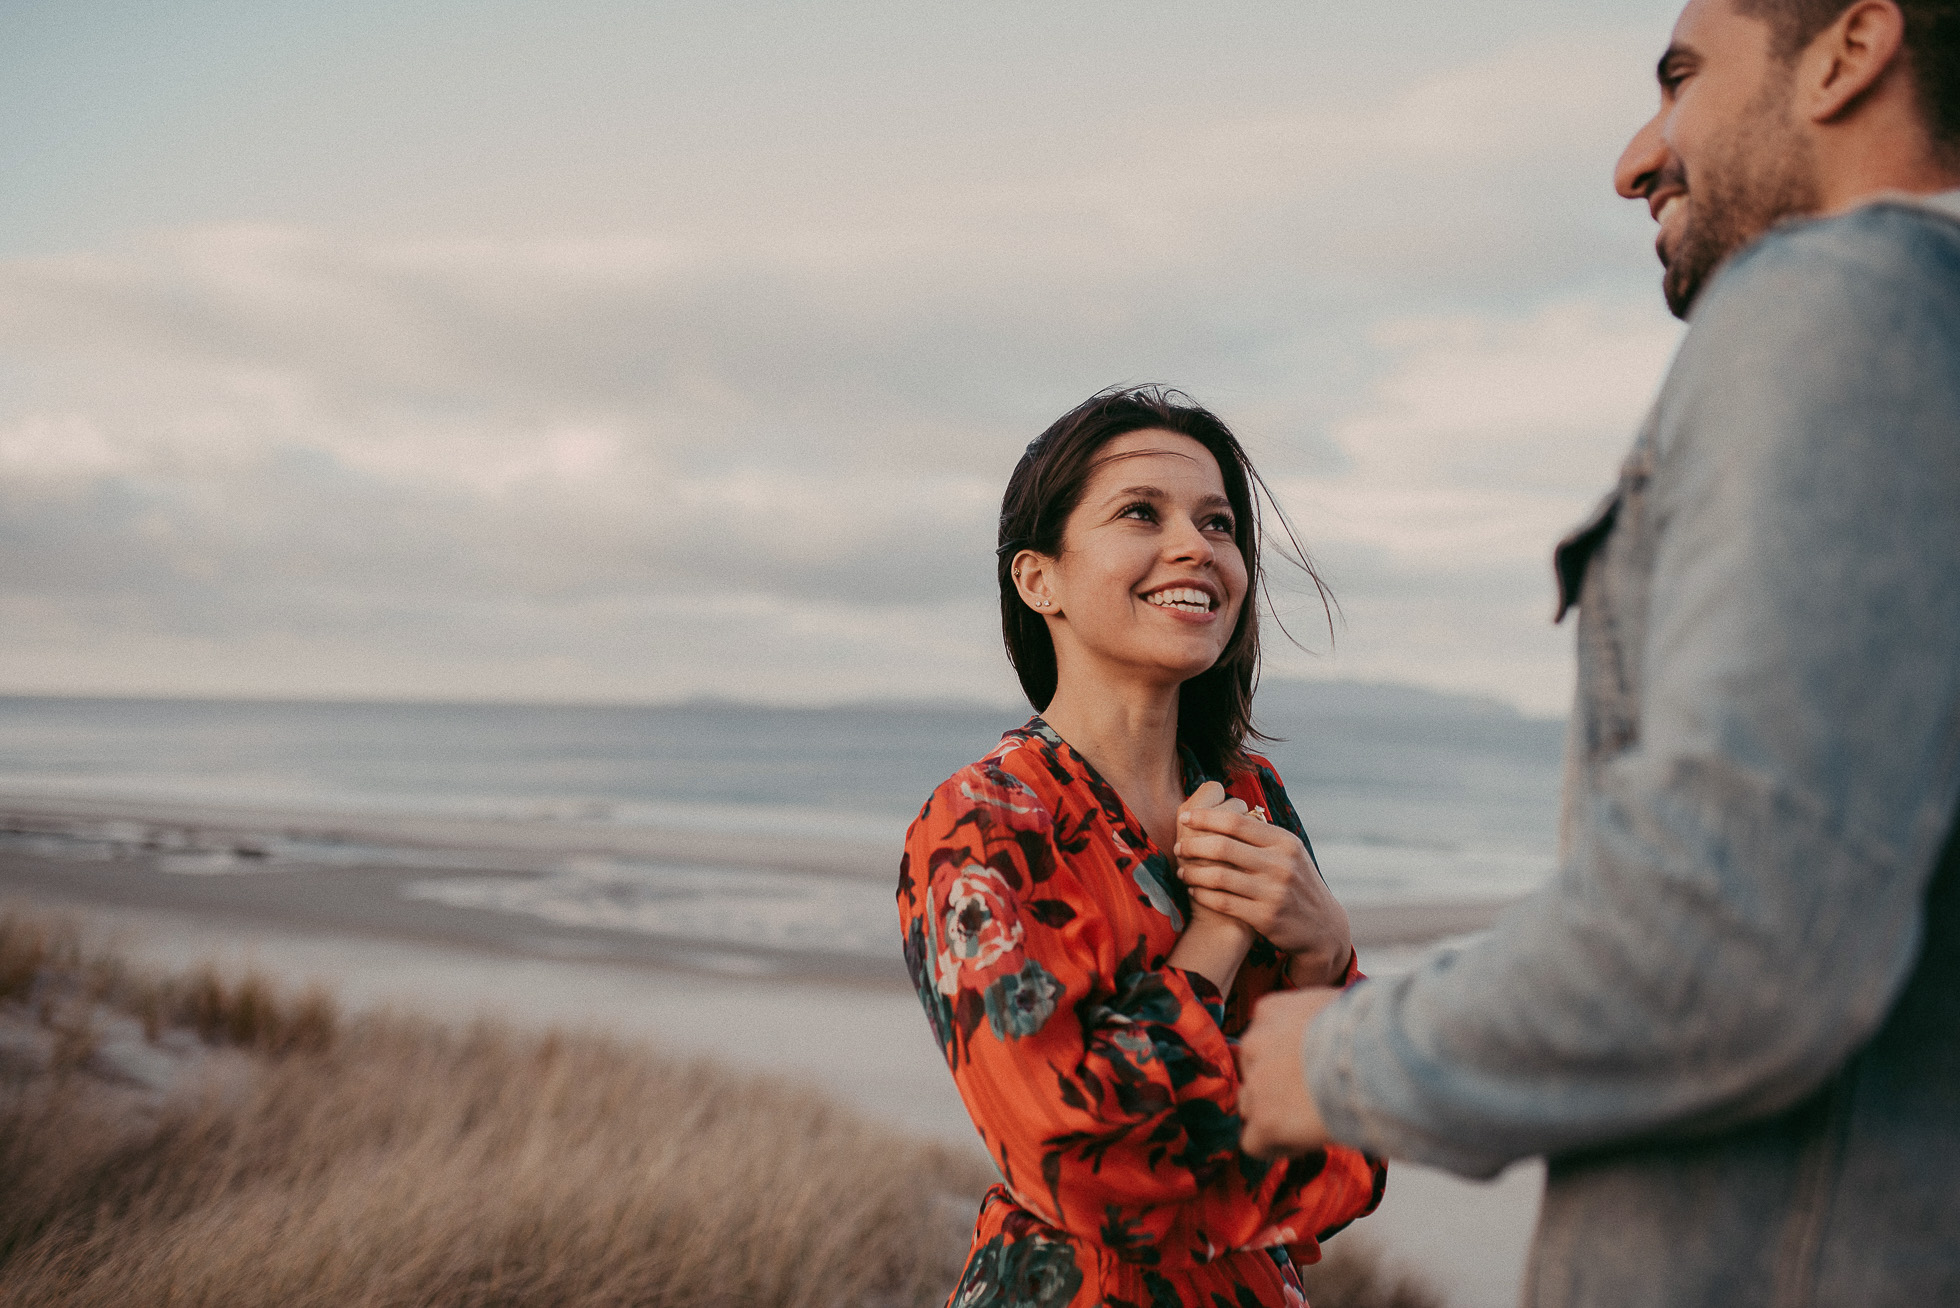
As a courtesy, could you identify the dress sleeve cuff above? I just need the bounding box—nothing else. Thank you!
[1340,947,1365,987]
[1170,966,1229,1028]
[1282,946,1363,989]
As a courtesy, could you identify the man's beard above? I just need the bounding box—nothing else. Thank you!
[1661,73,1823,319]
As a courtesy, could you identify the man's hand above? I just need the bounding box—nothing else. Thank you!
[1238,987,1340,1158]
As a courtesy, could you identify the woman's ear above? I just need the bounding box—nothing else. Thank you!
[1011,550,1059,615]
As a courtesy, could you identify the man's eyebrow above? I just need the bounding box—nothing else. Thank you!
[1656,42,1696,85]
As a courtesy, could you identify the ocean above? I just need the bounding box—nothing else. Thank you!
[0,683,1566,967]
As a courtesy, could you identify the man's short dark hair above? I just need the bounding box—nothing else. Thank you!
[1733,0,1960,150]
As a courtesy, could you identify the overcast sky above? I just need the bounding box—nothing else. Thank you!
[0,0,1687,715]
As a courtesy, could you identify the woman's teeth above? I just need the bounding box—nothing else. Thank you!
[1146,588,1213,612]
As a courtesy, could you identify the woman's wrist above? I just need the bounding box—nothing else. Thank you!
[1169,913,1256,996]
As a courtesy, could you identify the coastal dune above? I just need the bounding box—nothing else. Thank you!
[0,908,989,1307]
[0,904,1445,1308]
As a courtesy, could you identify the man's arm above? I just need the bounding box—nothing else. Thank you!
[1283,205,1960,1178]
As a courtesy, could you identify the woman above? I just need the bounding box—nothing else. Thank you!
[898,387,1384,1308]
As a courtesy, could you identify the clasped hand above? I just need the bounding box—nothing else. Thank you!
[1173,781,1346,1159]
[1174,781,1353,988]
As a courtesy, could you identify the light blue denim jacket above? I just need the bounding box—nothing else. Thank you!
[1304,193,1960,1307]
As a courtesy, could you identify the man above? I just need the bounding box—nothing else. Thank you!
[1229,1,1960,1303]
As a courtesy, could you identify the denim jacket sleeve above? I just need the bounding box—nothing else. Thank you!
[1302,201,1960,1178]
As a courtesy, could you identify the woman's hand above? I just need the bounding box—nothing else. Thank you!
[1175,802,1353,988]
[1164,782,1256,995]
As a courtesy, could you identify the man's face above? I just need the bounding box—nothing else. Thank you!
[1615,0,1824,317]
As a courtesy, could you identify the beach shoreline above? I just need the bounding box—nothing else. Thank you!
[0,789,1523,990]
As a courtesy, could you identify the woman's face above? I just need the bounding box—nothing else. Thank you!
[1023,429,1249,691]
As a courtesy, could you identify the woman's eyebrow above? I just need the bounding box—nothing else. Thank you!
[1099,486,1235,514]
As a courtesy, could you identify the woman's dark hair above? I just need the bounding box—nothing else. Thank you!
[996,385,1332,778]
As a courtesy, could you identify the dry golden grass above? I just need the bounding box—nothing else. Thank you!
[0,907,990,1307]
[0,906,1439,1308]
[0,908,339,1060]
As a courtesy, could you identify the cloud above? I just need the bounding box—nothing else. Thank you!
[0,26,1684,711]
[1257,295,1680,711]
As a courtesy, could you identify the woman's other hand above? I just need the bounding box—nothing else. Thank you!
[1164,782,1256,994]
[1175,802,1353,987]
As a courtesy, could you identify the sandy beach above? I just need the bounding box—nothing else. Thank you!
[0,792,1542,1308]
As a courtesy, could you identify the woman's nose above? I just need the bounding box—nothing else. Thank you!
[1165,518,1216,564]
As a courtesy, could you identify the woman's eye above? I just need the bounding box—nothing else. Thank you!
[1205,515,1236,534]
[1117,502,1157,522]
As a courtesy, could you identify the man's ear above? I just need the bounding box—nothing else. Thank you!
[1010,549,1059,615]
[1798,0,1908,123]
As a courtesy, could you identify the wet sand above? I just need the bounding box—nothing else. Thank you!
[0,790,895,880]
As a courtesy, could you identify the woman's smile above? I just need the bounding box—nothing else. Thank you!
[1139,582,1221,621]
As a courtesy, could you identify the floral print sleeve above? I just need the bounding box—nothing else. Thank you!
[899,724,1384,1308]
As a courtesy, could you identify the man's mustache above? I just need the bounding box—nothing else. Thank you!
[1645,159,1688,213]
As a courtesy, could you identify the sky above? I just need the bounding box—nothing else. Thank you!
[0,0,1689,716]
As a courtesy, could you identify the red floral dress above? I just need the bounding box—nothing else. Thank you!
[898,718,1385,1308]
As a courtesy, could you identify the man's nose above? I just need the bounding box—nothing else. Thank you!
[1615,112,1668,200]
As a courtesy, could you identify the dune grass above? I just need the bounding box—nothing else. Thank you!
[0,906,1437,1308]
